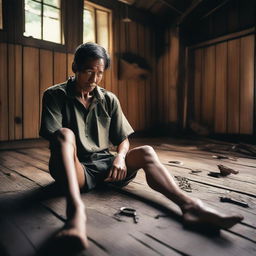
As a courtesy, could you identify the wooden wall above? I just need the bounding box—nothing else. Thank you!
[0,8,161,141]
[182,0,256,46]
[0,44,74,140]
[188,30,255,135]
[109,15,156,132]
[154,27,180,128]
[2,0,253,141]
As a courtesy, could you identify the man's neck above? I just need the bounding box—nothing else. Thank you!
[75,87,95,100]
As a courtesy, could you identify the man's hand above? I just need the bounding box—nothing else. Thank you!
[104,154,127,182]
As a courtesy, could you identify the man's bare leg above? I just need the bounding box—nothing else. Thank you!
[125,146,243,229]
[49,128,88,248]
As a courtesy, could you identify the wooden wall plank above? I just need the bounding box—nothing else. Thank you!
[137,23,146,130]
[53,52,67,84]
[157,34,164,125]
[23,47,40,139]
[150,26,157,127]
[8,44,15,140]
[240,35,254,134]
[169,28,179,123]
[67,53,74,78]
[103,67,111,90]
[215,42,227,133]
[202,45,215,127]
[118,21,128,118]
[193,49,202,122]
[39,49,53,124]
[163,28,169,124]
[0,43,8,140]
[227,39,240,133]
[14,45,23,140]
[144,25,152,129]
[127,22,138,130]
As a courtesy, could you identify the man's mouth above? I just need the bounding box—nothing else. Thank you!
[85,84,96,88]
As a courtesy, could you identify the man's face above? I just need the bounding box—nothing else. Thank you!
[75,58,105,93]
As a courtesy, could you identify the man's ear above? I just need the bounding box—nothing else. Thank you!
[72,62,77,73]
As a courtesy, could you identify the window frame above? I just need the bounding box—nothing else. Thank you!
[0,0,7,42]
[19,0,66,51]
[23,0,64,44]
[0,0,3,30]
[84,1,113,54]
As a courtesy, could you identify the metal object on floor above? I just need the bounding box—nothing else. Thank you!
[114,207,139,223]
[220,196,249,208]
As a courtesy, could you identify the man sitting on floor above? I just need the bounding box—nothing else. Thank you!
[40,42,243,249]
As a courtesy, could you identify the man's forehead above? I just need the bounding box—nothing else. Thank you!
[81,58,105,69]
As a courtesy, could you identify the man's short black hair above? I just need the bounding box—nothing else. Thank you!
[73,42,110,72]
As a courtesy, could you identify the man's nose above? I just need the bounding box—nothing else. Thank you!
[89,73,97,83]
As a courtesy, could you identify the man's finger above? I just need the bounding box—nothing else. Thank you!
[112,167,118,180]
[117,168,124,181]
[104,167,114,181]
[121,169,127,180]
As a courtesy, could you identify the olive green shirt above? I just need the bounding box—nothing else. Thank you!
[40,78,134,159]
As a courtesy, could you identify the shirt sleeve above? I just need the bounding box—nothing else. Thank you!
[109,94,134,146]
[39,90,63,140]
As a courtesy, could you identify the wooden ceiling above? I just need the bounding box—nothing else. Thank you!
[133,0,193,16]
[117,0,237,26]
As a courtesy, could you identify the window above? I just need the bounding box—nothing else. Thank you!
[0,0,3,29]
[24,0,63,44]
[83,1,112,52]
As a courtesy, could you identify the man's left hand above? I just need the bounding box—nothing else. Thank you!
[104,154,127,182]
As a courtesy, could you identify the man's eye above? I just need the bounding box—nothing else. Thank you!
[86,70,92,75]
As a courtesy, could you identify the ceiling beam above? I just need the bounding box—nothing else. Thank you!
[200,0,230,20]
[158,0,183,14]
[177,0,204,25]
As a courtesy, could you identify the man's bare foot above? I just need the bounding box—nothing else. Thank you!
[56,205,89,250]
[181,199,244,229]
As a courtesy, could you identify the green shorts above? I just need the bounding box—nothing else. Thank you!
[80,150,137,191]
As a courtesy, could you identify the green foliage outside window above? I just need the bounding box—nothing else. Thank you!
[24,0,63,44]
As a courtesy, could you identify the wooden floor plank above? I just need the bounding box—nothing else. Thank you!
[17,148,50,163]
[0,215,36,256]
[0,137,255,256]
[1,150,49,172]
[0,153,53,186]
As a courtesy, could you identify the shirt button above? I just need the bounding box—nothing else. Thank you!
[91,147,96,151]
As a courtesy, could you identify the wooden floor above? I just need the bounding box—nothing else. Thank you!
[0,137,255,256]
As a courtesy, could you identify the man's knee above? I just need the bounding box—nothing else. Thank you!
[135,145,156,162]
[54,128,76,144]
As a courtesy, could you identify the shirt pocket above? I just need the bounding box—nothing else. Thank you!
[97,116,111,148]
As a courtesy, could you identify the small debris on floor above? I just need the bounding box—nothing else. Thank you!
[218,164,239,176]
[212,155,237,161]
[168,160,183,165]
[208,164,239,178]
[175,176,192,192]
[189,169,202,174]
[208,172,221,178]
[155,214,169,219]
[220,196,249,208]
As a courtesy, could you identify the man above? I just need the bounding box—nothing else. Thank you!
[40,42,243,249]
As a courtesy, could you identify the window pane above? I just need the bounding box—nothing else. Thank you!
[0,0,3,29]
[43,0,60,8]
[43,5,61,43]
[96,10,109,51]
[24,0,42,39]
[83,9,95,43]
